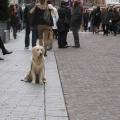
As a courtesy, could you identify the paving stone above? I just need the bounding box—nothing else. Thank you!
[0,30,68,120]
[54,32,120,120]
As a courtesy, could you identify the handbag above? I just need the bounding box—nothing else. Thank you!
[44,9,53,26]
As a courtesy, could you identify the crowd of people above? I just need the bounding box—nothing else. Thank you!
[22,0,82,49]
[82,6,120,36]
[1,0,120,60]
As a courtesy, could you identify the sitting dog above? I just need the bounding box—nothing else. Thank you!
[24,45,46,84]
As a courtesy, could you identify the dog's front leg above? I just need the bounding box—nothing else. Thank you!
[40,68,46,84]
[31,70,36,84]
[39,72,43,85]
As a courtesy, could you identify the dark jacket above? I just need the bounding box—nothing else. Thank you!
[93,8,101,25]
[31,6,53,27]
[70,4,82,30]
[57,5,71,32]
[101,11,108,24]
[9,5,18,26]
[112,11,120,24]
[24,4,35,26]
[83,12,89,24]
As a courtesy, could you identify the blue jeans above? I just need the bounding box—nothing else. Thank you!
[32,29,37,47]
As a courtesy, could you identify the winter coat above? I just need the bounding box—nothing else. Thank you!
[23,3,35,26]
[9,5,18,26]
[57,5,71,32]
[83,12,89,24]
[31,3,53,27]
[70,4,82,30]
[93,9,101,26]
[101,11,108,24]
[112,11,120,24]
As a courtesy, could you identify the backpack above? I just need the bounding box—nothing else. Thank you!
[44,9,53,26]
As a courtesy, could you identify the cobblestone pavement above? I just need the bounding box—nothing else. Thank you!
[0,31,68,120]
[54,32,120,120]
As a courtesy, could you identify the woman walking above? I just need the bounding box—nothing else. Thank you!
[32,0,53,56]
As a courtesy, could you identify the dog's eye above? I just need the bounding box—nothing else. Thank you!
[37,49,39,51]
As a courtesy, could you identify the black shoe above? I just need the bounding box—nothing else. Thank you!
[64,45,71,48]
[58,46,63,48]
[0,57,4,60]
[72,45,80,48]
[3,50,13,55]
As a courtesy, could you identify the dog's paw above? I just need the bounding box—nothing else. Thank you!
[21,79,24,81]
[40,81,44,85]
[43,78,47,84]
[21,79,32,82]
[32,80,36,84]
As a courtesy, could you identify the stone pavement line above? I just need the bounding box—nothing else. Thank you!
[45,51,68,120]
[0,31,68,120]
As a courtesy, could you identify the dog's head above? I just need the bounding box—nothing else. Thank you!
[32,45,45,59]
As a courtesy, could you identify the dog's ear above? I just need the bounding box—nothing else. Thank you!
[32,47,37,57]
[32,47,35,53]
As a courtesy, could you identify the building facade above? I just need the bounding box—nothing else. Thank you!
[83,0,106,7]
[106,0,120,5]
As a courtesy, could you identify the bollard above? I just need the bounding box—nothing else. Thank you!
[4,30,10,43]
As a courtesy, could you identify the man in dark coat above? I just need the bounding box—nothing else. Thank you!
[101,8,109,35]
[70,1,82,48]
[57,1,71,48]
[83,9,89,31]
[92,6,101,33]
[24,2,37,49]
[112,8,120,36]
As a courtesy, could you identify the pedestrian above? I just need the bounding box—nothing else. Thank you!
[31,0,53,56]
[101,8,109,36]
[9,4,17,39]
[89,6,96,33]
[107,8,113,34]
[46,0,59,50]
[47,0,59,40]
[30,2,38,47]
[24,2,38,49]
[83,9,89,32]
[24,5,31,49]
[70,0,82,48]
[15,4,23,31]
[0,37,12,60]
[92,6,101,33]
[112,7,119,36]
[57,0,71,48]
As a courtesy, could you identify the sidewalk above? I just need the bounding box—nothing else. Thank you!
[54,32,120,120]
[0,30,68,120]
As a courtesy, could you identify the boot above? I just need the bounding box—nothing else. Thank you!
[3,49,13,55]
[0,57,4,60]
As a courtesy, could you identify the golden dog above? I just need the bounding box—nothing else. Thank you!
[24,45,46,84]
